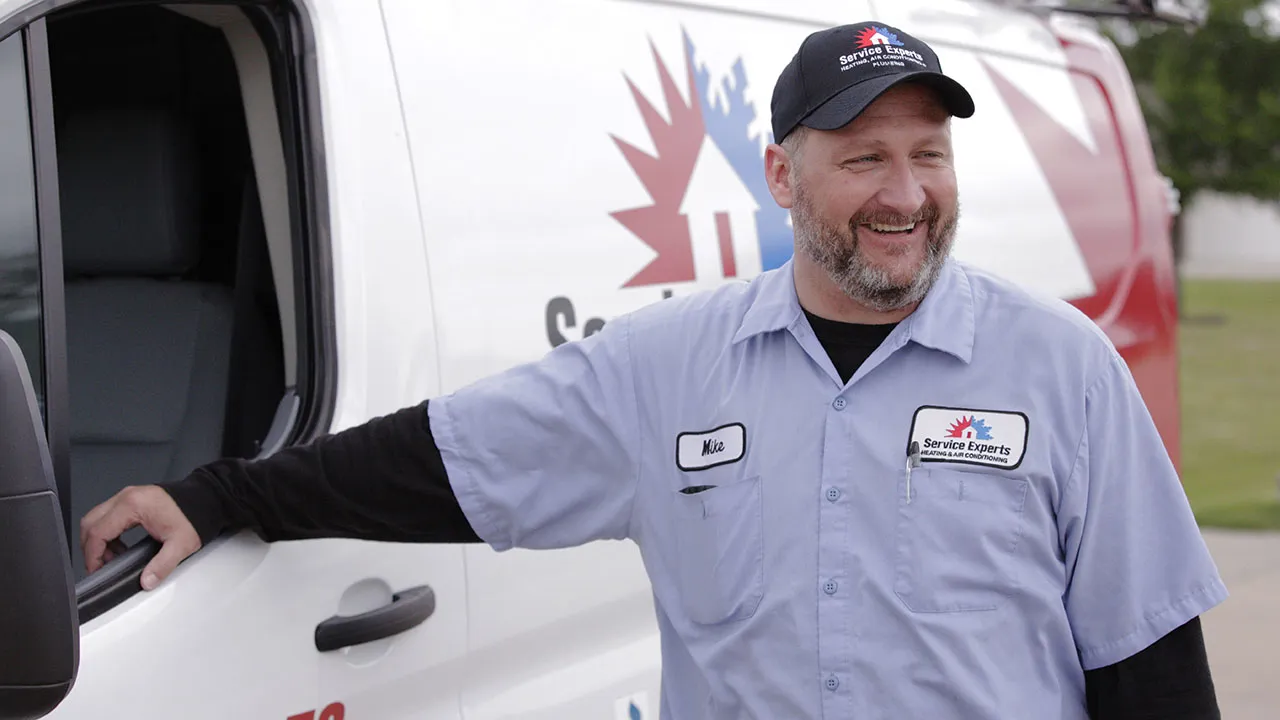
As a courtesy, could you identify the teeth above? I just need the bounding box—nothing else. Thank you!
[867,222,916,233]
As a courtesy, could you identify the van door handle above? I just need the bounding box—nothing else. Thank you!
[314,585,436,652]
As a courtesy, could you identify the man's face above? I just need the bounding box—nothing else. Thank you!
[774,83,960,313]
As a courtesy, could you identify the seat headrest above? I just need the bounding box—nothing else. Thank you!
[59,106,201,278]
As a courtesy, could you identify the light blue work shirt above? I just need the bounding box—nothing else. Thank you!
[429,257,1228,719]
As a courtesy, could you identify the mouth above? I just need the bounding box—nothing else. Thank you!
[858,221,928,243]
[863,221,918,235]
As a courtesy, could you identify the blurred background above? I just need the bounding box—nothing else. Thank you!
[1101,0,1280,530]
[1095,1,1279,715]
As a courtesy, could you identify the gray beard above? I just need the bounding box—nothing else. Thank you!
[792,184,958,313]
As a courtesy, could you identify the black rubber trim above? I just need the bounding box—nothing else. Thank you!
[24,17,72,549]
[314,585,436,653]
[74,537,160,624]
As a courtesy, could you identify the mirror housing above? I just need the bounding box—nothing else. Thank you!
[0,331,78,718]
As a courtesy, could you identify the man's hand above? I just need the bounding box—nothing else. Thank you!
[80,486,202,590]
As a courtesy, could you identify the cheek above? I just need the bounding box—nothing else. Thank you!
[922,171,959,210]
[818,177,877,223]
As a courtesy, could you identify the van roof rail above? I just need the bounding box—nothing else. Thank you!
[1004,1,1203,27]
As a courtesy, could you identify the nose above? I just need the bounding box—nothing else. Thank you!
[875,163,927,218]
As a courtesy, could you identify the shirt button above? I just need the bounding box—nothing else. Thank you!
[832,397,847,411]
[825,674,840,692]
[826,487,842,502]
[823,580,838,595]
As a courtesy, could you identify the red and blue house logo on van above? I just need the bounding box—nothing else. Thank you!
[609,30,793,288]
[855,26,904,48]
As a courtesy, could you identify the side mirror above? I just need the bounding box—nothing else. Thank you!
[0,331,78,718]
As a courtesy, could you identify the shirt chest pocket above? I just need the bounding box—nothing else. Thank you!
[893,467,1029,613]
[670,475,765,625]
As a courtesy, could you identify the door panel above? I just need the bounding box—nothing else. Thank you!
[45,539,466,719]
[0,0,471,716]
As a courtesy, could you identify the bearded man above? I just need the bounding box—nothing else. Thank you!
[81,21,1224,720]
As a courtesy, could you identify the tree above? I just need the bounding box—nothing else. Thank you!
[1092,0,1280,313]
[1107,0,1280,259]
[1115,0,1280,199]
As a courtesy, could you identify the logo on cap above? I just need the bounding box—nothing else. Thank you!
[855,26,904,49]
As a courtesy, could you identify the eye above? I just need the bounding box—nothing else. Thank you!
[843,154,880,166]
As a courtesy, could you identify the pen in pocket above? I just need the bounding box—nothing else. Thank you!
[679,485,717,495]
[905,441,921,503]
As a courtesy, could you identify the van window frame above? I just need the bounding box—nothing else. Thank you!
[0,0,337,594]
[26,18,72,543]
[0,18,72,544]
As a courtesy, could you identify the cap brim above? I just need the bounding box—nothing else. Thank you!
[800,71,975,132]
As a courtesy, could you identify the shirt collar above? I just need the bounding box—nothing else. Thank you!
[732,258,806,344]
[732,256,976,364]
[902,257,975,363]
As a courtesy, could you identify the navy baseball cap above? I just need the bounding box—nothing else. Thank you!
[771,22,976,143]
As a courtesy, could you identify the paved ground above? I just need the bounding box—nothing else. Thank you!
[1199,529,1279,719]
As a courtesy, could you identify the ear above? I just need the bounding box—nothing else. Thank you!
[764,143,796,209]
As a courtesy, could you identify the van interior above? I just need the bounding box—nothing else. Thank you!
[44,2,310,578]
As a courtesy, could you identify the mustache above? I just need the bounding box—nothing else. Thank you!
[849,204,941,229]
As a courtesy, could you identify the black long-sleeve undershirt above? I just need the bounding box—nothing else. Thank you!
[161,400,480,546]
[158,312,1220,719]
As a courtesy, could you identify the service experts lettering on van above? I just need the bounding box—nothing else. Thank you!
[546,30,788,348]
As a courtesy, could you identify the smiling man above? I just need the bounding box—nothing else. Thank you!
[81,21,1225,720]
[780,84,959,320]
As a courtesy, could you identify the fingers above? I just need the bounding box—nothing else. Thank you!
[102,538,128,566]
[80,485,203,589]
[79,495,118,553]
[81,488,144,574]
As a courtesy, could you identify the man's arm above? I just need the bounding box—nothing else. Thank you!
[78,399,480,586]
[1057,351,1227,717]
[81,311,642,585]
[1084,616,1221,719]
[161,400,480,546]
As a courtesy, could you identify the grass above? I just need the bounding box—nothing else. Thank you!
[1178,278,1280,530]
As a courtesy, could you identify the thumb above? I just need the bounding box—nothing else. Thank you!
[133,487,202,591]
[141,534,199,591]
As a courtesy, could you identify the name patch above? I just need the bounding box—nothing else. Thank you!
[908,406,1029,470]
[677,423,746,471]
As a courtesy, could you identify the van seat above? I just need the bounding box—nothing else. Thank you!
[59,106,234,577]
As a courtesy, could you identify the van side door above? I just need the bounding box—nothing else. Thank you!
[0,1,469,717]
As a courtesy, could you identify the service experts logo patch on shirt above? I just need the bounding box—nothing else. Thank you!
[909,406,1029,470]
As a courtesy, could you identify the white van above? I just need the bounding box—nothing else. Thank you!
[0,0,1184,717]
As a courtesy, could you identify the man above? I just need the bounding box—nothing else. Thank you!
[81,21,1226,720]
